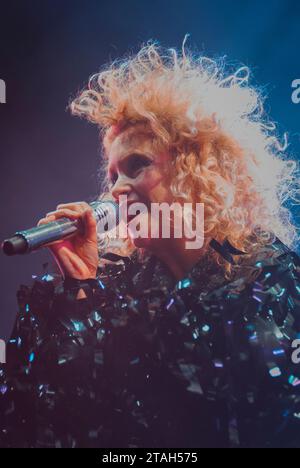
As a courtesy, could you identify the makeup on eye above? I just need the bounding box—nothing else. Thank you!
[108,153,153,185]
[126,153,152,175]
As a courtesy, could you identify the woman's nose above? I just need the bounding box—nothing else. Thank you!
[111,175,133,202]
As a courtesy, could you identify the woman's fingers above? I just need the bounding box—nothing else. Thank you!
[47,242,87,278]
[36,202,99,279]
[83,209,97,241]
[46,207,96,238]
[45,208,81,219]
[37,205,97,241]
[56,202,90,211]
[37,216,55,226]
[37,208,83,229]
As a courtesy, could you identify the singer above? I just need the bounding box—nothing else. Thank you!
[1,40,300,448]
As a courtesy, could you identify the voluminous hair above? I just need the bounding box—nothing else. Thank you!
[70,38,300,279]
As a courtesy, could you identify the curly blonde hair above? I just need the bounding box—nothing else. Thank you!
[69,38,300,279]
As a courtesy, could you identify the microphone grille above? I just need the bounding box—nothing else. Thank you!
[90,200,120,226]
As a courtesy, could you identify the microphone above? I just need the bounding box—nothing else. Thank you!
[2,200,120,256]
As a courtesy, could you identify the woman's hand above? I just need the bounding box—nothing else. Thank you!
[37,202,99,280]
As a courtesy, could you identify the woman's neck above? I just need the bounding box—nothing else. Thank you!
[152,238,210,281]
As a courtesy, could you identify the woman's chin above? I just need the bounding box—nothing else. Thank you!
[130,236,168,256]
[131,236,152,249]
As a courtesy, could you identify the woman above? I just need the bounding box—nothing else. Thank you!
[1,40,300,448]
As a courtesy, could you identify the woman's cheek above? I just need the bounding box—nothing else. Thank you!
[138,169,166,195]
[127,211,164,250]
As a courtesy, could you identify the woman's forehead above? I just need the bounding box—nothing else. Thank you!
[104,125,156,159]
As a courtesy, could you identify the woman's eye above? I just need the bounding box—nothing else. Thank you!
[128,156,152,176]
[108,155,152,187]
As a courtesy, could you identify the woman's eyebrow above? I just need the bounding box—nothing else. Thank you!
[107,152,153,179]
[121,151,153,163]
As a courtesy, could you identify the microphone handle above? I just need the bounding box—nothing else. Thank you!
[3,218,82,256]
[2,201,119,256]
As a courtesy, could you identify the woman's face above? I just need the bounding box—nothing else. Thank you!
[105,125,176,249]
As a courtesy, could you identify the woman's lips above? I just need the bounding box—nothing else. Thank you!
[119,202,139,224]
[127,207,149,223]
[127,209,144,223]
[127,213,137,223]
[120,200,149,224]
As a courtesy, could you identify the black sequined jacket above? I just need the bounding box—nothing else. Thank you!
[1,237,300,448]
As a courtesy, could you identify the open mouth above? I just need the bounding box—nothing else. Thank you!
[126,211,142,224]
[120,201,148,225]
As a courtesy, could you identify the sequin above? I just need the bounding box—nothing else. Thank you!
[0,237,300,448]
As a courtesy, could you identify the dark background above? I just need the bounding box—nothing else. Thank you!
[0,0,299,340]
